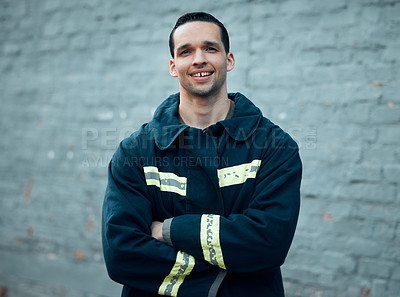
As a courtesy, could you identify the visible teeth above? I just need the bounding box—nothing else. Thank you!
[193,72,212,77]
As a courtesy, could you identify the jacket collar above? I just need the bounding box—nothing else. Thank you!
[221,92,263,141]
[150,92,262,150]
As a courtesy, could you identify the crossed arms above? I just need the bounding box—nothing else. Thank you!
[102,134,302,296]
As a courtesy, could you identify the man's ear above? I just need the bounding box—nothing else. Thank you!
[170,59,178,77]
[226,52,235,72]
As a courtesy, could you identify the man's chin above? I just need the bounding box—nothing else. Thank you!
[187,87,219,98]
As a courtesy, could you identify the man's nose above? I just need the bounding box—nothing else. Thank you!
[192,49,207,65]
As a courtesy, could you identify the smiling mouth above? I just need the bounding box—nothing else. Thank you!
[191,72,213,77]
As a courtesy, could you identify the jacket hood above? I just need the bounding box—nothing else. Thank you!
[149,92,263,150]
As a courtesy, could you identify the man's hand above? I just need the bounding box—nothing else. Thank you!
[151,221,165,242]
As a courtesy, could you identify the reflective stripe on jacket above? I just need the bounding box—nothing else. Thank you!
[102,92,302,297]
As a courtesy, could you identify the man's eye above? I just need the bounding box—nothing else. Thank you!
[207,47,217,52]
[180,50,190,55]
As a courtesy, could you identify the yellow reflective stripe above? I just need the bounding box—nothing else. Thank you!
[200,214,226,270]
[217,159,262,188]
[159,184,185,196]
[158,251,195,297]
[145,178,160,187]
[143,166,187,196]
[143,166,158,173]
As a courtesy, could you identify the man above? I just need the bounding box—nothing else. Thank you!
[102,12,302,297]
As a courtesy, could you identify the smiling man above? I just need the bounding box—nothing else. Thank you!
[169,18,235,129]
[102,12,302,297]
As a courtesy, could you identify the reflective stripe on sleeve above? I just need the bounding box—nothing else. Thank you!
[143,166,187,196]
[217,159,261,188]
[158,251,195,297]
[200,214,226,270]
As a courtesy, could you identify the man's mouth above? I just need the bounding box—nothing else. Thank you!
[191,72,213,77]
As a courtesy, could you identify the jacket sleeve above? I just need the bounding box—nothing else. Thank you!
[102,140,225,297]
[163,131,302,273]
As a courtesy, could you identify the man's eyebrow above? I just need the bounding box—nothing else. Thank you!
[176,43,191,52]
[203,41,220,47]
[176,41,221,53]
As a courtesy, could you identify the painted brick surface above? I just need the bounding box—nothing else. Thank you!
[1,0,399,296]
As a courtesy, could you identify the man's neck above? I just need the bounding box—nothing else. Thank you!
[178,92,231,130]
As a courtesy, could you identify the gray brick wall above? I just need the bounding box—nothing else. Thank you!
[0,0,399,296]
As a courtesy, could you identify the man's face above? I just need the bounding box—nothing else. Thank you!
[169,21,235,98]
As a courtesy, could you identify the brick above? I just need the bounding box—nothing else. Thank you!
[354,49,388,68]
[42,0,63,14]
[320,48,352,65]
[321,251,357,274]
[0,250,121,296]
[320,9,357,28]
[362,125,379,144]
[316,271,336,287]
[324,143,363,164]
[369,25,400,48]
[378,126,400,145]
[360,6,381,23]
[284,13,323,31]
[353,83,382,102]
[62,0,94,10]
[0,15,18,33]
[64,14,84,36]
[388,280,400,297]
[297,103,333,126]
[383,3,400,23]
[248,64,300,88]
[300,175,336,199]
[304,29,337,49]
[42,12,65,38]
[363,144,400,164]
[88,33,108,49]
[336,65,372,85]
[303,65,337,85]
[359,259,392,278]
[2,42,22,56]
[359,0,381,4]
[382,46,400,63]
[392,265,400,280]
[345,237,383,257]
[326,217,373,239]
[70,34,89,50]
[280,0,317,15]
[283,269,323,290]
[335,26,378,50]
[250,2,280,18]
[384,164,400,183]
[334,183,396,203]
[343,163,381,182]
[365,65,396,84]
[316,0,348,12]
[4,0,28,17]
[348,208,397,237]
[80,0,100,9]
[370,105,400,124]
[341,102,371,124]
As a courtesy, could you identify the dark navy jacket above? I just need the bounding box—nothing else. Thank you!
[102,92,302,297]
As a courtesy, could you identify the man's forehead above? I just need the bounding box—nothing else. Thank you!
[173,21,222,43]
